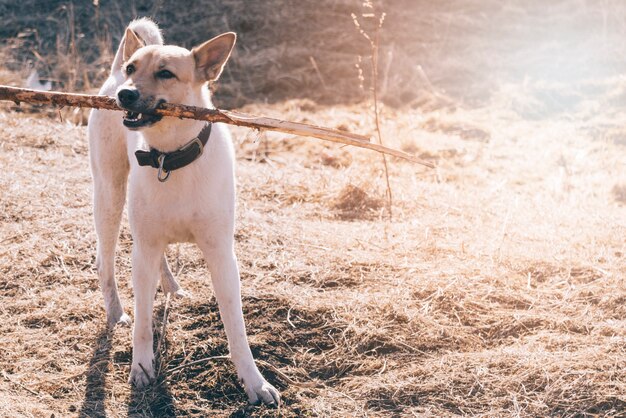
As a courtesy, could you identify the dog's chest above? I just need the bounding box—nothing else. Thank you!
[128,166,232,245]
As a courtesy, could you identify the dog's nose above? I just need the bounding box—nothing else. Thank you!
[117,88,140,106]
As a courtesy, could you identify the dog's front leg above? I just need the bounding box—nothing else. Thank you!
[201,244,281,405]
[129,242,162,388]
[89,119,131,327]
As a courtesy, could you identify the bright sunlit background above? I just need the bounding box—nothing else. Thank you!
[2,0,626,113]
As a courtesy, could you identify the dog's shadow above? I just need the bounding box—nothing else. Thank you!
[78,305,175,417]
[78,326,113,418]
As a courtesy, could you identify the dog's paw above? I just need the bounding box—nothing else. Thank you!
[107,312,131,328]
[241,375,281,406]
[129,362,155,388]
[169,288,191,299]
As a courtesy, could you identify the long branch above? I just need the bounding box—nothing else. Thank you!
[0,85,434,168]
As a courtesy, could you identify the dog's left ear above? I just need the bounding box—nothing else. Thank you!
[123,28,145,62]
[192,32,236,82]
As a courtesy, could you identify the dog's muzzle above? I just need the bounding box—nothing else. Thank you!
[116,88,163,129]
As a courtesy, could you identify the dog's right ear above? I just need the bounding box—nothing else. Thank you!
[192,32,236,82]
[123,28,145,62]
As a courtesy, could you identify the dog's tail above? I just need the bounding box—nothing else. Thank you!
[110,18,164,74]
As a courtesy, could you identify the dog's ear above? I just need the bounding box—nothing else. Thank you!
[123,28,145,62]
[192,32,236,82]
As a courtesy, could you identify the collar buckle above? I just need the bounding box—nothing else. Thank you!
[179,136,204,157]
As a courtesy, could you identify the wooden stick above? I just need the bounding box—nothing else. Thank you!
[0,85,434,167]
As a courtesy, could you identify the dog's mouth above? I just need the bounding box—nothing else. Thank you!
[122,110,163,129]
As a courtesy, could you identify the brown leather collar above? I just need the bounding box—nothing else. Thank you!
[134,123,212,182]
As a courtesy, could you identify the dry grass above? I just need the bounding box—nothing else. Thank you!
[1,0,626,417]
[1,87,625,416]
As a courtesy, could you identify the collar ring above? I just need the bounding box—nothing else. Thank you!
[157,154,171,183]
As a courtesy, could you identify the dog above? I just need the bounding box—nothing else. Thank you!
[87,18,280,405]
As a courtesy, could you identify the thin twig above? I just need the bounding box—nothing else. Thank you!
[138,362,155,385]
[256,359,320,388]
[1,371,42,397]
[353,9,395,219]
[165,354,317,389]
[309,56,327,90]
[286,307,296,328]
[371,14,393,220]
[166,355,231,375]
[494,199,514,263]
[155,292,170,376]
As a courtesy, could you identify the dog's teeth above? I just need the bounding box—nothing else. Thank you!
[138,113,143,120]
[124,111,142,122]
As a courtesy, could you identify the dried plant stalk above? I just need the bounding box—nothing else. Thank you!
[353,7,395,219]
[0,85,435,168]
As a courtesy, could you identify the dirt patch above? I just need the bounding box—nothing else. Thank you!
[331,184,384,220]
[613,184,626,204]
[148,297,349,415]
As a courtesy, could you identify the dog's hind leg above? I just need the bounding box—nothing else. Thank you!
[159,255,188,298]
[200,242,281,405]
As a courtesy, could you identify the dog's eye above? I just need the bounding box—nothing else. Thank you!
[125,64,136,76]
[156,70,176,79]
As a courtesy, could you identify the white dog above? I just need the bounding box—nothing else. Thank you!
[87,18,280,405]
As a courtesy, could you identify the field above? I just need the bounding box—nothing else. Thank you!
[1,1,626,417]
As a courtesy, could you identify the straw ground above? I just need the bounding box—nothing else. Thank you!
[0,89,625,416]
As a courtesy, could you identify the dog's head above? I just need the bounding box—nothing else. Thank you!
[116,28,236,130]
